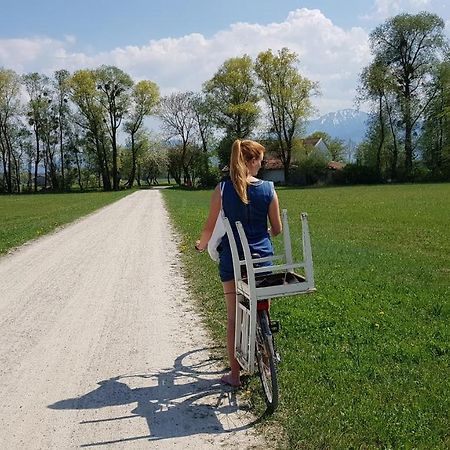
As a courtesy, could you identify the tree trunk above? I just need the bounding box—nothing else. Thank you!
[136,163,141,186]
[404,84,413,176]
[33,127,40,192]
[376,95,385,178]
[75,150,83,191]
[127,132,136,188]
[59,116,65,190]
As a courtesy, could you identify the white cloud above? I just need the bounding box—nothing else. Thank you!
[372,0,431,18]
[0,9,371,115]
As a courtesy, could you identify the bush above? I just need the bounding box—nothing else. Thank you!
[196,166,221,188]
[289,155,328,186]
[332,163,380,185]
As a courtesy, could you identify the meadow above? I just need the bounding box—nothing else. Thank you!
[163,183,450,450]
[0,190,132,254]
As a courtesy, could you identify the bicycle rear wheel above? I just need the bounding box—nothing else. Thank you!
[255,309,279,413]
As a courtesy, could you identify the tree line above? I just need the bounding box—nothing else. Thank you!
[357,11,450,182]
[1,11,449,194]
[0,47,318,193]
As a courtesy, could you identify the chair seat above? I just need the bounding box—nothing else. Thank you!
[237,271,316,300]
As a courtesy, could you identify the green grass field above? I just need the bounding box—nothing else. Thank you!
[163,184,450,450]
[0,190,133,254]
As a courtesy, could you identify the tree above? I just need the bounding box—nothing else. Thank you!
[203,55,260,145]
[69,69,112,190]
[139,138,168,185]
[369,12,447,176]
[158,91,197,185]
[123,80,159,187]
[23,72,51,191]
[307,131,346,162]
[255,48,318,182]
[420,60,450,179]
[0,68,21,193]
[191,92,215,154]
[53,69,71,190]
[358,62,390,177]
[95,65,133,190]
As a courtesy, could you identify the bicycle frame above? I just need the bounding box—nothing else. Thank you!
[223,209,316,374]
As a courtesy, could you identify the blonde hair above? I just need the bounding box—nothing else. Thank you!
[230,139,265,204]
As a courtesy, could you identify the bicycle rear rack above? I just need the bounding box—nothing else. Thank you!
[223,209,316,374]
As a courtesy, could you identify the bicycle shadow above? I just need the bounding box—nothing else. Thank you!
[48,347,257,447]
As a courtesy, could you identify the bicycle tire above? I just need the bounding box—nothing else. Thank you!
[255,309,279,413]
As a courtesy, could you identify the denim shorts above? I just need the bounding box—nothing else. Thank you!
[218,244,234,282]
[218,243,273,283]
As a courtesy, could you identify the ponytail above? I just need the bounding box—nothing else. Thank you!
[230,139,265,204]
[230,139,249,204]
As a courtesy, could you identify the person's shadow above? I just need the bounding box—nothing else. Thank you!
[48,347,257,447]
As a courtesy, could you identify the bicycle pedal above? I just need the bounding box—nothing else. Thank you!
[270,320,280,333]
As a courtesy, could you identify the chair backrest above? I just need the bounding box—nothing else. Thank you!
[224,209,315,292]
[222,215,243,283]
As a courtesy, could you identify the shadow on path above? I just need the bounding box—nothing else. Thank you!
[49,347,259,447]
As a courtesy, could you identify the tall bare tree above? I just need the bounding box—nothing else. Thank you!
[123,80,159,187]
[158,91,197,185]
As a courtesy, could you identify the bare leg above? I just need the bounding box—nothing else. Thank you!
[221,280,241,387]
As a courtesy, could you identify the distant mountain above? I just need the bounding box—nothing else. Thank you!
[306,109,369,144]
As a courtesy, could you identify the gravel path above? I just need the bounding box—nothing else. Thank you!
[0,190,265,449]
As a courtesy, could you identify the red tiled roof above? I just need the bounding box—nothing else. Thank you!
[327,161,346,170]
[302,137,321,147]
[264,158,284,170]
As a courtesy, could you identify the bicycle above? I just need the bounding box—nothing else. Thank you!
[223,209,316,413]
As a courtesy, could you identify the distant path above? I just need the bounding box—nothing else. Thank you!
[0,190,264,449]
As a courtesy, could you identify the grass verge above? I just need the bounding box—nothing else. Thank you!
[163,183,450,450]
[0,190,133,255]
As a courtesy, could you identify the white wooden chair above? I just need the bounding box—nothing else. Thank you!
[223,209,316,373]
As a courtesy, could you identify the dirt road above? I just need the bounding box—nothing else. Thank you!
[0,190,264,449]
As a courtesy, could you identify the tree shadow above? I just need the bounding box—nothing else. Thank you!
[48,347,259,447]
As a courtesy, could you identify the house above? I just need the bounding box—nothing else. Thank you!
[302,137,332,160]
[261,158,285,183]
[261,137,333,184]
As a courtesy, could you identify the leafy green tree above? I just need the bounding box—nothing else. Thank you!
[255,48,318,182]
[369,12,447,176]
[420,60,450,179]
[358,62,392,178]
[123,80,160,187]
[0,68,21,193]
[203,55,260,143]
[95,65,133,190]
[69,69,112,190]
[53,69,71,190]
[23,72,51,191]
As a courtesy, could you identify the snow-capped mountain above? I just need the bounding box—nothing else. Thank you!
[306,109,369,143]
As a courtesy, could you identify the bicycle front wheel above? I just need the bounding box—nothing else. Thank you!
[255,309,279,413]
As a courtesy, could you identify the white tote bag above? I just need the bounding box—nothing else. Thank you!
[207,182,226,262]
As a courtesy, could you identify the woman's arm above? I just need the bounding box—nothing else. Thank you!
[268,191,282,237]
[195,184,221,251]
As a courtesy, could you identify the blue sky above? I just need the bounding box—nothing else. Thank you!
[0,0,448,115]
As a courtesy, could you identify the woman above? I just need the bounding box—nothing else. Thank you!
[195,139,282,387]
